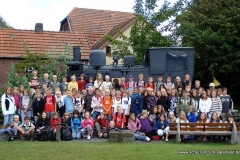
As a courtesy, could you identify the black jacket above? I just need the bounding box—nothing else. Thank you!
[157,96,171,112]
[36,118,50,129]
[84,93,94,112]
[32,98,45,116]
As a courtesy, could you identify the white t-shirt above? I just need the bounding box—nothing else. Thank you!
[113,98,122,113]
[121,96,131,115]
[74,97,85,111]
[102,81,112,90]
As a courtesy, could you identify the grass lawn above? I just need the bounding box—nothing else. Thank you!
[0,141,239,160]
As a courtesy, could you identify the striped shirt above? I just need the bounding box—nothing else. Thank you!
[209,97,222,115]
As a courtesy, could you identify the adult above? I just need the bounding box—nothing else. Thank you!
[1,86,16,129]
[28,69,40,89]
[209,82,215,92]
[83,87,94,113]
[94,73,104,90]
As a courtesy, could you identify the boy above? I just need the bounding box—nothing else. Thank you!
[41,83,48,97]
[17,116,35,141]
[83,87,94,113]
[130,87,143,117]
[164,76,174,89]
[74,91,85,114]
[145,77,155,93]
[220,88,233,115]
[28,69,40,89]
[77,74,86,92]
[156,76,163,91]
[85,77,94,90]
[64,90,74,116]
[112,106,126,129]
[121,90,131,118]
[91,88,103,120]
[44,88,56,118]
[50,75,60,94]
[113,91,122,113]
[0,115,21,141]
[59,76,68,93]
[176,89,193,116]
[102,75,112,90]
[40,73,50,88]
[137,74,145,87]
[102,89,113,121]
[126,75,136,92]
[186,105,198,122]
[32,91,45,122]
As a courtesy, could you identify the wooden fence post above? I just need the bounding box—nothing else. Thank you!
[56,123,61,141]
[176,123,181,143]
[231,122,237,145]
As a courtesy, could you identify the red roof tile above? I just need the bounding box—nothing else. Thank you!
[0,28,90,58]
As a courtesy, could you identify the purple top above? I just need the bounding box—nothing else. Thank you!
[140,118,154,133]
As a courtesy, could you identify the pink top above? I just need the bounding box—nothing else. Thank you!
[13,95,20,110]
[81,118,94,128]
[128,118,141,131]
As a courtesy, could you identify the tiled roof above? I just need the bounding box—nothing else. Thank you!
[67,7,135,33]
[0,28,90,58]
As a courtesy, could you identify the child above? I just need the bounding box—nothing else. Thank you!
[94,73,104,90]
[176,111,189,141]
[35,112,50,134]
[186,105,198,122]
[94,112,109,138]
[40,73,51,88]
[126,75,136,92]
[112,106,126,129]
[68,75,78,91]
[168,111,176,123]
[199,91,211,116]
[62,112,71,126]
[169,88,179,114]
[0,115,21,141]
[145,77,155,93]
[32,91,45,122]
[137,74,145,87]
[131,87,143,117]
[113,91,122,113]
[81,111,94,140]
[74,91,85,113]
[12,87,21,116]
[59,76,68,93]
[112,78,121,91]
[120,77,127,90]
[64,90,74,116]
[197,112,209,141]
[17,116,35,141]
[78,74,86,92]
[128,113,150,141]
[85,77,94,90]
[148,106,158,127]
[164,76,174,89]
[157,105,168,120]
[50,75,60,94]
[102,75,112,90]
[20,89,33,123]
[55,91,65,118]
[155,114,170,141]
[71,110,82,139]
[146,88,157,111]
[139,110,158,140]
[44,88,56,118]
[156,76,163,92]
[121,90,131,118]
[210,112,222,123]
[50,112,62,135]
[176,89,193,116]
[220,87,233,117]
[190,89,200,112]
[182,74,191,89]
[225,114,234,123]
[157,89,170,113]
[28,69,40,89]
[209,90,222,118]
[102,89,113,121]
[19,85,25,97]
[174,76,182,89]
[91,88,103,120]
[41,83,48,97]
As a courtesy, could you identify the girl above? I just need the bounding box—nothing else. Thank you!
[35,112,50,134]
[209,90,222,118]
[168,111,176,123]
[157,89,170,113]
[77,74,86,92]
[12,87,20,116]
[112,78,121,91]
[128,113,150,141]
[155,114,170,141]
[68,75,78,91]
[139,110,158,140]
[71,110,82,139]
[190,89,200,113]
[94,73,104,90]
[19,85,25,97]
[157,105,168,119]
[182,74,191,89]
[62,112,71,126]
[197,112,209,141]
[176,111,189,141]
[81,111,94,140]
[85,77,94,90]
[50,112,61,135]
[206,89,211,98]
[20,89,33,123]
[210,112,222,123]
[177,85,183,98]
[112,106,126,129]
[94,112,109,138]
[148,106,158,127]
[141,90,148,111]
[169,88,179,114]
[32,91,45,122]
[146,88,157,111]
[199,91,211,116]
[102,75,112,90]
[174,76,182,89]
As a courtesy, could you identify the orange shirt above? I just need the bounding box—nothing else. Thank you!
[102,96,113,114]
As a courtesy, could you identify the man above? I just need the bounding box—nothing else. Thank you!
[209,82,215,92]
[28,69,40,89]
[83,87,94,113]
[193,80,201,91]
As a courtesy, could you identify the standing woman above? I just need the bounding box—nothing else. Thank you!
[94,73,104,90]
[198,91,211,117]
[209,90,222,118]
[182,74,191,89]
[1,86,16,129]
[20,89,33,123]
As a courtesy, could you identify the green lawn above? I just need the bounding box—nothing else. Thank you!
[0,141,239,160]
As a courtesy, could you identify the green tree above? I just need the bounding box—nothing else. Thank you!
[0,16,12,28]
[173,0,240,89]
[7,64,29,88]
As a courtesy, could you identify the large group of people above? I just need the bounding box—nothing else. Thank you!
[0,69,235,142]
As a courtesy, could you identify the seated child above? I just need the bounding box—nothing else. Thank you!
[0,115,21,141]
[128,113,150,141]
[49,112,62,136]
[81,111,94,140]
[149,106,158,128]
[62,112,71,126]
[91,88,103,120]
[71,110,82,139]
[35,112,50,134]
[197,112,209,141]
[94,112,109,138]
[168,111,176,123]
[155,114,170,141]
[112,106,126,129]
[17,116,35,141]
[186,105,198,123]
[176,111,189,141]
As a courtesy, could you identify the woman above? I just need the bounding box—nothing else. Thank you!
[1,86,16,129]
[198,91,211,117]
[209,90,222,118]
[182,74,191,89]
[94,73,104,90]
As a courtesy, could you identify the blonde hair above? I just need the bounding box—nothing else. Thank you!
[142,110,148,116]
[168,112,176,122]
[179,111,188,122]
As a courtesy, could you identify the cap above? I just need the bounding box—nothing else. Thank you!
[209,83,215,87]
[129,75,133,78]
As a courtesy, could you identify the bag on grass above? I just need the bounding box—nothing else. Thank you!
[37,129,48,141]
[61,126,72,141]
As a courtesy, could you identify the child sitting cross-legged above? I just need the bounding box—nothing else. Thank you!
[71,110,82,139]
[112,106,126,129]
[94,112,109,138]
[0,115,21,141]
[17,116,35,141]
[155,114,170,141]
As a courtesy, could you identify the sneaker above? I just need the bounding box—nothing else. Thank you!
[87,136,91,140]
[165,139,168,142]
[162,136,164,140]
[146,137,151,142]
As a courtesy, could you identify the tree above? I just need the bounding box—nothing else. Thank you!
[7,64,29,88]
[173,0,240,89]
[0,16,12,28]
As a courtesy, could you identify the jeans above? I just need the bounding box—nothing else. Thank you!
[72,131,81,139]
[3,114,14,126]
[134,131,148,141]
[92,111,100,120]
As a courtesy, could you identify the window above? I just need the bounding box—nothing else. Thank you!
[106,46,111,55]
[167,51,187,71]
[25,67,33,77]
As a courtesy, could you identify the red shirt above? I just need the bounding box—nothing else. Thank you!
[44,95,56,112]
[50,118,62,130]
[113,112,126,128]
[145,83,155,90]
[77,80,86,91]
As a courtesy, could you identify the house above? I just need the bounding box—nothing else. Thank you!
[0,8,136,86]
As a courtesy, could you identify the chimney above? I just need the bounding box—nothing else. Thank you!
[73,46,81,61]
[35,23,43,33]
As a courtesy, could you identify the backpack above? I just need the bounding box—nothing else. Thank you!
[37,129,48,141]
[61,125,72,141]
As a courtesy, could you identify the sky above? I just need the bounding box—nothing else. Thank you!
[0,0,176,31]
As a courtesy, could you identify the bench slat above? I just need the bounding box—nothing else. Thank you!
[179,128,204,131]
[205,123,232,127]
[169,131,232,136]
[204,128,232,131]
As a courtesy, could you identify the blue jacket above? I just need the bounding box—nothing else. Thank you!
[155,120,169,131]
[131,93,143,115]
[71,117,82,133]
[64,96,74,113]
[187,112,198,123]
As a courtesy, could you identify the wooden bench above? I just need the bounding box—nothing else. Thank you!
[169,122,239,144]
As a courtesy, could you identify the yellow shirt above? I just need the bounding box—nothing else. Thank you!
[68,81,78,91]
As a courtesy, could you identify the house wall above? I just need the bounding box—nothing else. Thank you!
[103,25,133,65]
[0,59,21,87]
